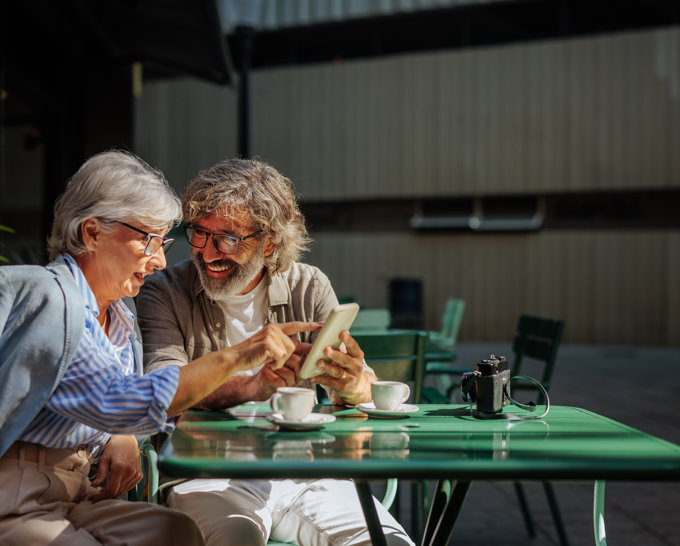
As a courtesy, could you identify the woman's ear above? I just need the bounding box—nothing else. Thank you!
[81,217,101,251]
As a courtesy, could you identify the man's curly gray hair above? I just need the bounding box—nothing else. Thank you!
[182,158,311,273]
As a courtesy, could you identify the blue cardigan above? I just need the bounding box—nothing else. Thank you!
[0,256,143,456]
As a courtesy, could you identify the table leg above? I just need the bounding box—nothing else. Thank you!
[593,480,607,546]
[421,479,471,546]
[354,480,387,546]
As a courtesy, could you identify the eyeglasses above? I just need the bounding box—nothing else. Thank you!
[117,222,174,256]
[184,225,261,255]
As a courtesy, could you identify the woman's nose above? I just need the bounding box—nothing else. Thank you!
[150,248,168,270]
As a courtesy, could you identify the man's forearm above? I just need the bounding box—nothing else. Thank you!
[192,375,260,410]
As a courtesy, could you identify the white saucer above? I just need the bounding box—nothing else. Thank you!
[267,412,336,431]
[228,404,273,422]
[356,403,419,419]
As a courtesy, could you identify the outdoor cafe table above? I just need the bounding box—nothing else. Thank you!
[158,403,680,546]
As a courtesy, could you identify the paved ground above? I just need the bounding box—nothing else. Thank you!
[395,343,680,546]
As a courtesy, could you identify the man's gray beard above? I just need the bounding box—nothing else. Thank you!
[191,250,266,300]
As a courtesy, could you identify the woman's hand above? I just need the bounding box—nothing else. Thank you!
[90,434,143,502]
[230,322,322,373]
[169,321,321,416]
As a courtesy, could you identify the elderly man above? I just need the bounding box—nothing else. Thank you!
[137,158,414,546]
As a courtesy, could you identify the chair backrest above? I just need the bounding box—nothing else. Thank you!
[350,308,391,332]
[351,330,429,404]
[511,314,565,401]
[438,298,465,348]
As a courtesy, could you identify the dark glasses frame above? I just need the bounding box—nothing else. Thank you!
[184,224,261,255]
[117,221,174,256]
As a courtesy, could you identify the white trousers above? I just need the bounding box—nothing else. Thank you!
[168,478,415,546]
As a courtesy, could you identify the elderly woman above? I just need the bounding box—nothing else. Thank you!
[0,150,317,545]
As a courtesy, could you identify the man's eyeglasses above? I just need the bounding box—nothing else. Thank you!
[184,225,261,255]
[117,222,174,256]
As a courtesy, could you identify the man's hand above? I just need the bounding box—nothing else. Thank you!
[89,435,143,502]
[309,330,375,406]
[247,342,311,401]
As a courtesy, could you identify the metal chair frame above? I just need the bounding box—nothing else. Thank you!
[350,308,392,333]
[351,329,429,537]
[509,314,568,545]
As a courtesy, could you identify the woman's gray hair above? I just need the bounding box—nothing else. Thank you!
[183,158,311,274]
[47,150,181,260]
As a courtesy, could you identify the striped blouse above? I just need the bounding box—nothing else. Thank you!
[19,254,179,455]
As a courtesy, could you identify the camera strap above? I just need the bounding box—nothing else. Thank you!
[503,375,550,420]
[467,375,550,420]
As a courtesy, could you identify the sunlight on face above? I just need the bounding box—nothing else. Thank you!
[86,222,168,305]
[189,210,269,298]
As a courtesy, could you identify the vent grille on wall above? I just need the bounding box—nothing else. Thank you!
[409,197,545,232]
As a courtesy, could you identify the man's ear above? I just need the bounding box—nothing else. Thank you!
[81,217,101,251]
[263,236,277,257]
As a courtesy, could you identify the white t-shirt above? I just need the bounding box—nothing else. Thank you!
[216,278,268,377]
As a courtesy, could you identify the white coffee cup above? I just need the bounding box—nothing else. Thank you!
[270,387,316,421]
[371,381,410,411]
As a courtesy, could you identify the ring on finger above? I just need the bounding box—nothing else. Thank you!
[339,369,347,380]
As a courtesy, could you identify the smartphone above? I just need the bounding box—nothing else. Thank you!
[299,303,360,379]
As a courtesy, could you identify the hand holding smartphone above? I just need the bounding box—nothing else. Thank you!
[299,303,360,379]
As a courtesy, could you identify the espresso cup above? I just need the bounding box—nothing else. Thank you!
[371,381,410,411]
[270,387,316,421]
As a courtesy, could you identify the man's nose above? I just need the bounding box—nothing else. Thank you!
[201,238,224,261]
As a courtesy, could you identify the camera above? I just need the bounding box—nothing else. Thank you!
[460,355,511,415]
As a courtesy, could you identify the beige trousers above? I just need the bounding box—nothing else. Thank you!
[0,442,204,546]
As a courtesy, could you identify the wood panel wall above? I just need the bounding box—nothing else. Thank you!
[138,27,680,346]
[251,27,680,198]
[308,231,679,346]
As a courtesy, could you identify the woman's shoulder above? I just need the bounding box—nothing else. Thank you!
[1,263,57,290]
[1,259,82,310]
[0,261,85,337]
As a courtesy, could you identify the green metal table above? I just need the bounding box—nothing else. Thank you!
[159,404,680,546]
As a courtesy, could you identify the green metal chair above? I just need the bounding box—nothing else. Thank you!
[427,298,465,354]
[350,308,391,333]
[510,314,564,404]
[509,314,568,546]
[127,439,159,503]
[421,298,466,402]
[424,314,568,545]
[352,330,428,404]
[351,329,429,537]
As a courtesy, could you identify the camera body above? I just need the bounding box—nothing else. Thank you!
[461,355,511,414]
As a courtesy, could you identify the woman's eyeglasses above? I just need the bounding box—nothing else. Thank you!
[117,222,174,256]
